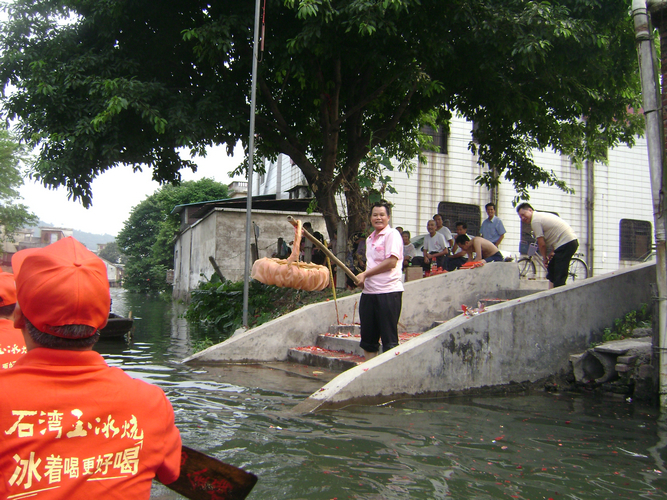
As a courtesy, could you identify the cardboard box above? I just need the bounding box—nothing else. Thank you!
[405,266,423,282]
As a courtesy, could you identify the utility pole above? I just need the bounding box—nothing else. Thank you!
[633,0,667,406]
[242,0,262,328]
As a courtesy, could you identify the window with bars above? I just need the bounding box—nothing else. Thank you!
[422,125,448,155]
[619,219,652,261]
[437,202,480,236]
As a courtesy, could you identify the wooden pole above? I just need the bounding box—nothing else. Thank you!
[209,256,226,281]
[287,216,360,286]
[163,445,257,500]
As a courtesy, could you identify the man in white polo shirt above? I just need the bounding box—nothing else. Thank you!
[517,203,578,288]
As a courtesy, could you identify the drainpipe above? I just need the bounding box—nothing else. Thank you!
[586,160,594,276]
[416,156,423,233]
[276,155,283,199]
[633,0,667,406]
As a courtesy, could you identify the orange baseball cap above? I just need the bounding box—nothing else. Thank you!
[11,237,110,337]
[0,272,17,306]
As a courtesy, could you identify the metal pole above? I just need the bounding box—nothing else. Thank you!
[243,0,262,328]
[633,0,667,406]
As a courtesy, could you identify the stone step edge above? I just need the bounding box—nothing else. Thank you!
[287,346,365,372]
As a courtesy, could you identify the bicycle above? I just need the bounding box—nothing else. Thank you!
[517,244,588,284]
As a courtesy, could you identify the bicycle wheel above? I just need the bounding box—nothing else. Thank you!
[567,257,588,284]
[517,257,536,279]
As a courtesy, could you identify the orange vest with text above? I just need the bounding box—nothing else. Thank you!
[0,348,181,499]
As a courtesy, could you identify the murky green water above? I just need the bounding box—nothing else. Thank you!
[103,289,667,500]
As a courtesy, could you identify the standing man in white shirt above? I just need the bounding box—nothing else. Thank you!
[433,214,454,249]
[480,203,506,247]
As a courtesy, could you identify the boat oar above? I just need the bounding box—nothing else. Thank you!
[162,445,257,500]
[286,216,360,286]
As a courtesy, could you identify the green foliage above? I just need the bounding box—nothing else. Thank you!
[184,277,274,333]
[191,336,217,353]
[0,0,643,237]
[0,125,38,237]
[601,304,651,343]
[117,178,228,293]
[184,273,356,339]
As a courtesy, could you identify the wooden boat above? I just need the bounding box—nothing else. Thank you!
[100,312,133,338]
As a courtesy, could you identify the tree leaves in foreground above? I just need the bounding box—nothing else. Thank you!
[117,178,228,293]
[0,0,643,237]
[0,125,37,238]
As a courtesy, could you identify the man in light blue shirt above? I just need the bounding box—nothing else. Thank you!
[480,203,506,247]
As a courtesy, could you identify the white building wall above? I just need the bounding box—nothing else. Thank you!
[601,142,653,271]
[255,155,308,198]
[99,258,121,284]
[245,116,654,278]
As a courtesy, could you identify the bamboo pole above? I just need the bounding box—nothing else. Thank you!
[287,216,360,286]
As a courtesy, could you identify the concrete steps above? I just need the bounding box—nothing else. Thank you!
[286,325,423,372]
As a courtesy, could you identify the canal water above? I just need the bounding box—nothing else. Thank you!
[104,289,666,500]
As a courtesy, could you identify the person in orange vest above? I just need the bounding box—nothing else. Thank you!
[0,272,27,369]
[0,237,181,499]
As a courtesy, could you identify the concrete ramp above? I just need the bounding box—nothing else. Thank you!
[292,263,655,413]
[183,262,533,364]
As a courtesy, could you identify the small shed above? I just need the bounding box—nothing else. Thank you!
[171,197,327,300]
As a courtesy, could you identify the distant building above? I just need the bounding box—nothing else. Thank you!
[227,181,248,199]
[1,228,33,269]
[99,257,124,288]
[1,226,74,270]
[38,227,74,246]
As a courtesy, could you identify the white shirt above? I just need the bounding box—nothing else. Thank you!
[437,226,452,247]
[423,232,447,253]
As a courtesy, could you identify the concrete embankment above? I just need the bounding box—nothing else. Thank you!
[183,262,534,364]
[183,262,655,413]
[292,263,655,412]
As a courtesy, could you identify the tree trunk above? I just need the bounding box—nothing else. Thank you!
[344,181,369,235]
[314,181,341,242]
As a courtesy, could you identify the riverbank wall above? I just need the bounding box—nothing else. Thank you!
[183,262,655,412]
[293,263,655,412]
[183,262,537,363]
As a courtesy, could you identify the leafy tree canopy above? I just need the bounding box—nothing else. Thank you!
[0,124,37,237]
[116,178,228,293]
[0,0,643,237]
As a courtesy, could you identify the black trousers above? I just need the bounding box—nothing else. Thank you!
[547,239,578,287]
[359,292,403,353]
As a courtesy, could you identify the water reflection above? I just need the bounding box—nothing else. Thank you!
[100,289,665,499]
